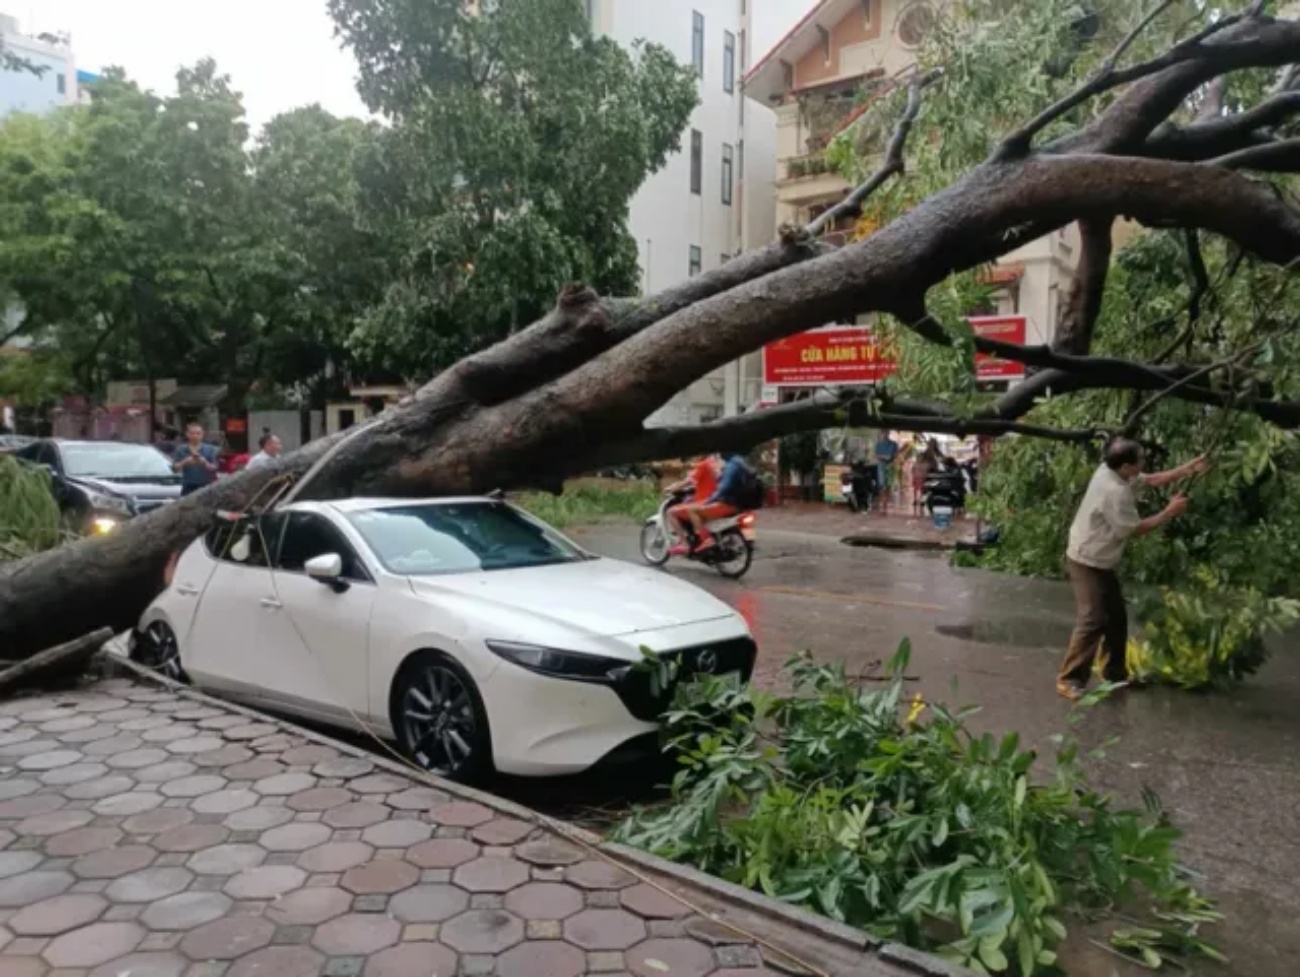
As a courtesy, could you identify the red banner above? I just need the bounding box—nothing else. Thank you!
[970,315,1027,380]
[761,327,896,386]
[762,316,1027,386]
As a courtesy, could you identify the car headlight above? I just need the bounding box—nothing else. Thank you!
[485,640,626,681]
[87,491,133,516]
[92,516,121,535]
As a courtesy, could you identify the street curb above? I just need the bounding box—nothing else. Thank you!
[98,652,975,977]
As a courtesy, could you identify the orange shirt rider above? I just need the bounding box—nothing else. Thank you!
[667,456,719,541]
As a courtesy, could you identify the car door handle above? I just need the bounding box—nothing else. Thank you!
[176,584,200,597]
[259,598,283,610]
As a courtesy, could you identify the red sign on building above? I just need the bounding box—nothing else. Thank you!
[761,327,896,386]
[762,316,1028,387]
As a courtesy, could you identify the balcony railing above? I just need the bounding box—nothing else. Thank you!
[782,154,836,180]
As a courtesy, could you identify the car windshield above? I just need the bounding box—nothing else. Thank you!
[346,502,589,575]
[62,443,177,480]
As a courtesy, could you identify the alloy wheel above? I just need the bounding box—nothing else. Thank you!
[401,664,478,776]
[139,622,185,682]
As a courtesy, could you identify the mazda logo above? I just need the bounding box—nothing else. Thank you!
[695,649,718,674]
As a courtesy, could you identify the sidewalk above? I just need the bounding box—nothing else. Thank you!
[0,675,945,977]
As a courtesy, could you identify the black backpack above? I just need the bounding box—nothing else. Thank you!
[732,461,765,510]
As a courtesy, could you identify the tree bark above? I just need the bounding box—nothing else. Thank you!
[3,13,1300,658]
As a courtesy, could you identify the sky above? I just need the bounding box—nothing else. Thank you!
[29,0,818,134]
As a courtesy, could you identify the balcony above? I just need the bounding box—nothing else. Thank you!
[777,153,850,207]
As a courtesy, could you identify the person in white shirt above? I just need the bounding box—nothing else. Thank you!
[245,432,283,472]
[1057,438,1206,700]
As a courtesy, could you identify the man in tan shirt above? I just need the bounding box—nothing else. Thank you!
[1057,438,1206,699]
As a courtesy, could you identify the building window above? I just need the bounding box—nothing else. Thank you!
[692,11,705,76]
[721,143,734,205]
[690,129,702,195]
[56,73,66,95]
[723,31,735,93]
[689,246,702,277]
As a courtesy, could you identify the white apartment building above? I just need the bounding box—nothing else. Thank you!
[0,13,81,117]
[590,0,784,425]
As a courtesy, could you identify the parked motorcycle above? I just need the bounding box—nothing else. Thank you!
[922,456,980,522]
[639,490,756,579]
[839,460,879,513]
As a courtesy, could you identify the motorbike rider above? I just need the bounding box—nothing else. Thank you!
[665,455,720,551]
[683,452,748,553]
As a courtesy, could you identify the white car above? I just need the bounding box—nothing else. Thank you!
[130,497,757,781]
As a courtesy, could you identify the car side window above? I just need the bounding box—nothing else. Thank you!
[205,513,283,569]
[276,512,370,582]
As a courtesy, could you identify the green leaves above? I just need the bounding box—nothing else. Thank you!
[617,642,1220,975]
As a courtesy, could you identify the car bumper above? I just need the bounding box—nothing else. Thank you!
[481,622,757,777]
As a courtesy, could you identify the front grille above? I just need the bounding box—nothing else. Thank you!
[612,636,757,722]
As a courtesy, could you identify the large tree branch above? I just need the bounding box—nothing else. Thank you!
[1141,89,1300,160]
[1208,135,1300,170]
[1053,217,1114,354]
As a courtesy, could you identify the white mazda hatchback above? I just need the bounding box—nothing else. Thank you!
[129,497,757,781]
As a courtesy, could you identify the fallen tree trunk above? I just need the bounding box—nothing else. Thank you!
[0,628,113,695]
[2,8,1300,659]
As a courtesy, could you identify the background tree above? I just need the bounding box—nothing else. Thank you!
[329,0,699,377]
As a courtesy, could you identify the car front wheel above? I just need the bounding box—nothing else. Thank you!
[133,621,187,683]
[391,652,493,783]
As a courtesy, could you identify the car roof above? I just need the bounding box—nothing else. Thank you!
[309,496,501,514]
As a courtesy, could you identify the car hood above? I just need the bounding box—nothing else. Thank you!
[406,557,738,638]
[69,475,183,501]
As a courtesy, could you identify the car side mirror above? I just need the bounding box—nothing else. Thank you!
[305,553,348,591]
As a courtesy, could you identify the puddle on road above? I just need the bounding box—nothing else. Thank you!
[936,618,1070,649]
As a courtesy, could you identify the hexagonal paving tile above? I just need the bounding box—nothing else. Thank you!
[45,826,123,858]
[428,801,494,827]
[43,921,146,968]
[284,787,354,812]
[312,756,374,779]
[253,772,316,796]
[17,748,82,770]
[0,777,40,802]
[223,865,307,900]
[348,773,408,794]
[565,860,637,891]
[388,883,471,923]
[498,940,585,977]
[515,837,584,867]
[471,818,534,846]
[266,886,353,926]
[167,735,225,754]
[297,840,374,874]
[9,893,107,936]
[88,951,188,977]
[223,805,294,832]
[440,908,525,954]
[620,884,694,919]
[196,744,255,766]
[106,866,195,903]
[180,914,275,961]
[226,944,324,977]
[363,941,458,977]
[93,791,165,817]
[453,856,530,893]
[340,859,419,895]
[225,722,279,741]
[625,938,717,977]
[311,912,401,955]
[106,747,170,769]
[321,801,390,829]
[259,821,333,852]
[405,837,479,869]
[223,758,285,780]
[0,851,44,879]
[191,788,259,816]
[563,909,648,950]
[41,760,109,785]
[154,823,230,853]
[136,761,198,783]
[159,774,228,798]
[503,881,584,921]
[141,891,233,930]
[72,844,156,879]
[17,808,92,836]
[280,744,339,765]
[123,808,193,835]
[361,819,432,849]
[386,787,448,811]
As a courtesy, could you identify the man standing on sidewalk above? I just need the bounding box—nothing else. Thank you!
[1057,439,1206,700]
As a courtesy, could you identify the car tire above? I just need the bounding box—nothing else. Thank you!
[132,621,188,684]
[391,651,494,784]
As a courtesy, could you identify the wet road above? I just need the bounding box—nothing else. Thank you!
[571,522,1300,977]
